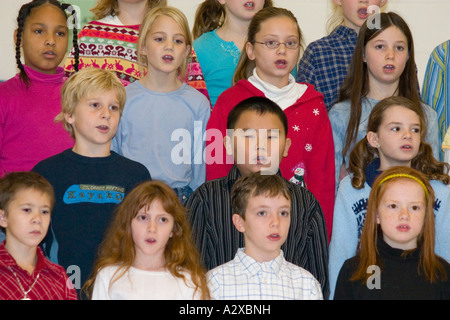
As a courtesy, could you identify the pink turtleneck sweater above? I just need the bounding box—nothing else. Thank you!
[0,65,74,175]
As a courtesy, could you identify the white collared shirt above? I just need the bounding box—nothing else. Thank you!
[207,248,323,300]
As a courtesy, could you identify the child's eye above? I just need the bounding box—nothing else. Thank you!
[158,216,170,223]
[396,45,405,51]
[22,207,32,213]
[174,39,184,45]
[56,31,66,37]
[41,209,51,215]
[375,44,384,50]
[257,211,267,217]
[136,214,148,221]
[411,127,420,133]
[109,105,119,112]
[280,211,290,217]
[387,204,398,209]
[34,29,44,35]
[391,126,400,132]
[410,205,421,211]
[90,103,99,108]
[154,37,164,42]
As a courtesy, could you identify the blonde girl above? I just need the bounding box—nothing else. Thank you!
[63,1,208,99]
[206,7,335,240]
[83,180,210,300]
[193,0,273,107]
[112,6,210,205]
[334,166,450,299]
[329,96,450,298]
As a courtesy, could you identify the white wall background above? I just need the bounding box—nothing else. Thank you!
[1,0,449,88]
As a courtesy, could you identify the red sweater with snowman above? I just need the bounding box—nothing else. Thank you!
[205,79,334,241]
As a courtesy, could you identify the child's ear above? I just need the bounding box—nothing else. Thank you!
[0,210,8,229]
[13,29,19,46]
[366,131,379,148]
[283,138,292,158]
[232,214,245,233]
[246,42,256,61]
[184,45,191,59]
[64,113,75,125]
[224,135,233,156]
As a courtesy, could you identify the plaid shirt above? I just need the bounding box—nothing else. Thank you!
[297,26,358,110]
[0,242,77,300]
[207,248,323,300]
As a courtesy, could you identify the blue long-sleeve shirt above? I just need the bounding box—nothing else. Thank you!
[112,81,210,192]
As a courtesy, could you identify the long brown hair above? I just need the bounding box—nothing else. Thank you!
[349,96,450,189]
[90,0,167,20]
[338,12,420,158]
[351,166,447,284]
[192,0,273,39]
[83,181,210,299]
[232,6,303,85]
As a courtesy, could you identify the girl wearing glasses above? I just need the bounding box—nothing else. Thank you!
[205,7,335,241]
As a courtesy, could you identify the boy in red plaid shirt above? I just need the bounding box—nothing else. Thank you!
[0,172,77,300]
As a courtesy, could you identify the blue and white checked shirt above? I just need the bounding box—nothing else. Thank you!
[207,248,323,300]
[422,40,450,161]
[297,25,358,110]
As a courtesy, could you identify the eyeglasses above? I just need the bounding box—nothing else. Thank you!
[252,40,300,50]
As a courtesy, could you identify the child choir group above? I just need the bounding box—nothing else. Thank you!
[0,0,449,301]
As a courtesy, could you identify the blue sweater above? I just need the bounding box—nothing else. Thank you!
[112,81,210,192]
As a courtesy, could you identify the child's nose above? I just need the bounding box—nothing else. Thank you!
[31,212,42,224]
[45,35,56,47]
[101,106,111,119]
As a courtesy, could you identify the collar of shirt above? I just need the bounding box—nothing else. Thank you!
[234,248,285,279]
[331,25,358,42]
[0,241,58,276]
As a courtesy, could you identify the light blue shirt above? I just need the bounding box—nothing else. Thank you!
[207,248,323,300]
[112,81,210,191]
[329,97,440,192]
[194,30,241,107]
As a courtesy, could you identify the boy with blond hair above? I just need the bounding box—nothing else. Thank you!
[32,68,151,293]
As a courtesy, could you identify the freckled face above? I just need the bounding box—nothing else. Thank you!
[377,179,426,250]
